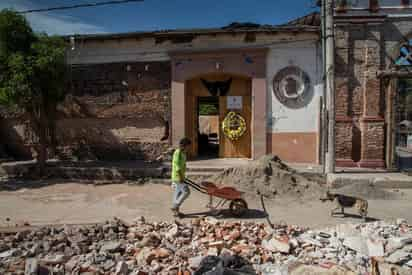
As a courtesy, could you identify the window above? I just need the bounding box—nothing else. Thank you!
[396,39,412,66]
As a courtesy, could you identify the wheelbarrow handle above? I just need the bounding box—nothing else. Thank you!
[184,178,208,194]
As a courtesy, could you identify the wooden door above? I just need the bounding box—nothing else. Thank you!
[219,78,251,158]
[186,74,251,158]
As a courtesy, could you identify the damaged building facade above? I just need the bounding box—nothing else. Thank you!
[63,15,323,163]
[1,13,323,164]
[333,0,412,169]
[1,1,412,170]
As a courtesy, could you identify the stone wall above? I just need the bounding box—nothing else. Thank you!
[334,15,412,168]
[0,61,172,161]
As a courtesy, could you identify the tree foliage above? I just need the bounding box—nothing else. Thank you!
[0,9,68,174]
[0,9,35,57]
[199,103,218,116]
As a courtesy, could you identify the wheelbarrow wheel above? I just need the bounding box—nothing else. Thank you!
[229,198,248,217]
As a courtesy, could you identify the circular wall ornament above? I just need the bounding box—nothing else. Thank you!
[273,66,313,109]
[222,112,247,141]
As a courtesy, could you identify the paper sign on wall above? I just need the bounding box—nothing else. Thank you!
[408,135,412,149]
[227,96,242,110]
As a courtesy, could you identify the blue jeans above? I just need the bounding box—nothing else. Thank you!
[172,182,190,209]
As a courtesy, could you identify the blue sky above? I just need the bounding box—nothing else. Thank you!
[0,0,319,35]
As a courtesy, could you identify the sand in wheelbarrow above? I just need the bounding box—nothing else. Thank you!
[211,155,325,199]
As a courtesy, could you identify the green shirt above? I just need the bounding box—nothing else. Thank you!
[171,148,186,182]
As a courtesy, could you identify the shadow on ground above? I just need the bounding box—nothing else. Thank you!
[331,212,380,222]
[182,208,268,220]
[0,178,143,192]
[0,159,166,189]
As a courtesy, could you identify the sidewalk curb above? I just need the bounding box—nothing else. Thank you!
[327,173,412,189]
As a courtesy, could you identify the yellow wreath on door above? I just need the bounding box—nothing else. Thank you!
[222,111,247,141]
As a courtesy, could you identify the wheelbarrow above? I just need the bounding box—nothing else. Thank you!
[184,178,248,217]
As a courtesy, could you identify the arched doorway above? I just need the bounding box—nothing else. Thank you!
[185,73,252,158]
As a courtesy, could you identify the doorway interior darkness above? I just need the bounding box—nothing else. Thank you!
[395,78,412,171]
[197,96,219,158]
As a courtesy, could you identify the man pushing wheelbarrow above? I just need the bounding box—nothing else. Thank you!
[171,137,248,218]
[170,137,192,218]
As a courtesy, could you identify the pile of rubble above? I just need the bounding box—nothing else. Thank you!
[0,217,411,274]
[213,155,324,199]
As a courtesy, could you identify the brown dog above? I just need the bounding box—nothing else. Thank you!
[320,190,368,221]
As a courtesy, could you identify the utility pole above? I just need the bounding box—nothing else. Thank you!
[324,0,335,174]
[320,0,327,174]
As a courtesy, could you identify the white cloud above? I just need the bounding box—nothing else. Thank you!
[26,13,106,35]
[0,0,106,35]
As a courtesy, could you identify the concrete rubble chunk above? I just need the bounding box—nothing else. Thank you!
[151,260,162,272]
[136,247,156,266]
[114,261,128,275]
[308,250,324,259]
[258,263,289,275]
[386,250,411,264]
[24,258,38,275]
[387,236,412,252]
[154,248,171,258]
[397,218,408,225]
[68,234,89,245]
[41,254,66,264]
[1,217,412,274]
[103,259,116,271]
[343,236,368,256]
[0,243,8,253]
[165,224,179,239]
[29,244,41,256]
[100,241,122,253]
[299,236,323,247]
[262,238,290,253]
[209,240,225,249]
[375,262,412,275]
[188,255,204,269]
[207,247,219,256]
[406,259,412,267]
[205,216,219,225]
[366,238,384,257]
[64,255,81,272]
[289,238,299,248]
[0,248,19,258]
[318,232,331,238]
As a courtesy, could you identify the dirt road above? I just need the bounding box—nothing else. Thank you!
[0,180,411,228]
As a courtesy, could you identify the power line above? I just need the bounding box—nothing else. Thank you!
[18,0,144,14]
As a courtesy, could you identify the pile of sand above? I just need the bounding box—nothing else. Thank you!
[212,155,324,199]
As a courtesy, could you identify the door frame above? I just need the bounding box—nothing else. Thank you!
[185,73,252,159]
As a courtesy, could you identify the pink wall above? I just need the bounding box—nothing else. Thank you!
[171,81,185,146]
[252,78,267,159]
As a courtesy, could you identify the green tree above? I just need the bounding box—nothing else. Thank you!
[0,9,67,175]
[199,103,218,116]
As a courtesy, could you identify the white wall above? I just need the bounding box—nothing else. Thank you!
[266,40,323,133]
[67,32,318,64]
